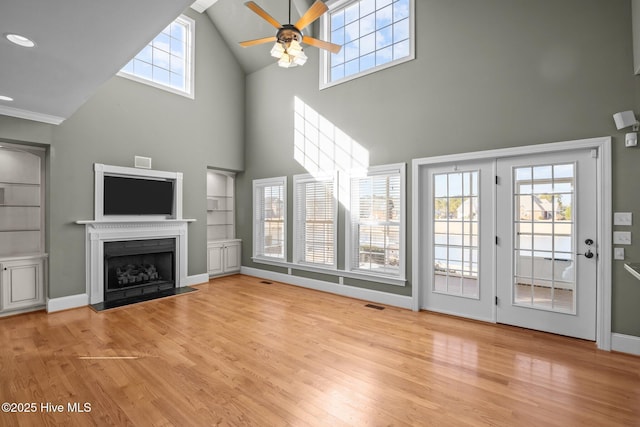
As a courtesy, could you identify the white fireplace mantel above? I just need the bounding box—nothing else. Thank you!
[76,219,195,304]
[75,163,196,305]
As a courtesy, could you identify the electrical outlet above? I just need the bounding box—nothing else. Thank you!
[613,231,632,245]
[614,212,633,226]
[614,248,625,260]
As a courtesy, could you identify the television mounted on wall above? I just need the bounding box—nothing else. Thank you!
[103,175,174,216]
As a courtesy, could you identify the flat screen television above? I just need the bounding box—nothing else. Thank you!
[103,175,174,216]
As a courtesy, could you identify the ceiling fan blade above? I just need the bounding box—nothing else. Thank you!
[294,0,328,31]
[304,36,341,54]
[245,1,282,29]
[239,36,278,47]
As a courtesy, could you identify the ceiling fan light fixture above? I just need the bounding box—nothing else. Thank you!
[240,0,339,67]
[287,39,303,55]
[270,41,285,58]
[289,42,307,66]
[278,53,294,68]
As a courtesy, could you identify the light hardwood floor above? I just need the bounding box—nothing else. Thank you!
[1,274,639,426]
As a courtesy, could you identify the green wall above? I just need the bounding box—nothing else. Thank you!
[238,0,640,336]
[0,8,244,299]
[1,0,640,339]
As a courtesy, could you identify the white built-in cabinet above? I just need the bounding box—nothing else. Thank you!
[207,240,241,276]
[0,144,47,315]
[207,170,240,276]
[1,256,45,311]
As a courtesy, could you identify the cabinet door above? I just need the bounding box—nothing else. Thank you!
[207,245,224,276]
[1,259,44,311]
[223,242,241,273]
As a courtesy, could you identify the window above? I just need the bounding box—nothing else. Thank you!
[119,15,195,98]
[320,0,414,88]
[347,164,405,278]
[253,177,287,260]
[293,173,337,268]
[433,170,480,298]
[512,163,575,313]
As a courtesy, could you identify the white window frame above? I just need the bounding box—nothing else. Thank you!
[253,176,287,261]
[346,163,406,279]
[319,0,416,89]
[293,172,338,270]
[118,14,195,99]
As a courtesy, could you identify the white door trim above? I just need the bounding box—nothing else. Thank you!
[412,136,612,350]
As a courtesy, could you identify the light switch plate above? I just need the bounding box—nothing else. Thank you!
[614,247,625,260]
[614,212,633,226]
[613,231,632,245]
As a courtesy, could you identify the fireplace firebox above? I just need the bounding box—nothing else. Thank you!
[104,238,175,303]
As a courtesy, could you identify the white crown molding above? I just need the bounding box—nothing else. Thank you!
[0,105,65,125]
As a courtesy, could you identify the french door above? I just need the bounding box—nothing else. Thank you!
[496,149,597,340]
[421,160,495,322]
[419,145,600,341]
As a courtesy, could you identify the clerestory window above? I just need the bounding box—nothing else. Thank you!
[119,15,195,98]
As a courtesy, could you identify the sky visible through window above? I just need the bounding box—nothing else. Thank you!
[329,0,410,82]
[121,17,190,93]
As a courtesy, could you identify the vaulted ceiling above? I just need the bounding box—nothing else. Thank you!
[0,0,318,125]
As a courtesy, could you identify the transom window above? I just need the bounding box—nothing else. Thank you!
[119,15,195,98]
[320,0,414,88]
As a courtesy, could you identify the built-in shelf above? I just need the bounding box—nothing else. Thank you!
[206,171,236,242]
[206,170,240,276]
[0,144,47,316]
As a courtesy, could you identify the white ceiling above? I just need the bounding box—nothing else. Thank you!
[0,0,318,125]
[0,0,193,125]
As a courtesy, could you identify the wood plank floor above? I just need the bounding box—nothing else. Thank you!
[1,274,639,426]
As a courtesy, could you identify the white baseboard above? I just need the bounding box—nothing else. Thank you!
[45,275,207,314]
[183,273,209,286]
[611,333,640,356]
[240,266,413,310]
[47,293,89,313]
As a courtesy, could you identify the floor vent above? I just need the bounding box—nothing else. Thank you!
[260,280,273,285]
[365,303,385,310]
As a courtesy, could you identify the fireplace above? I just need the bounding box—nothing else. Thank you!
[77,163,195,306]
[104,238,176,303]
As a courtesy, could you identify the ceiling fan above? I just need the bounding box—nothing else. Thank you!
[239,0,341,68]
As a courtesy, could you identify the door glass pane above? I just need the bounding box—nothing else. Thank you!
[512,164,575,313]
[432,171,479,299]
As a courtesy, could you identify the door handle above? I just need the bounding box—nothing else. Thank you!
[578,238,595,259]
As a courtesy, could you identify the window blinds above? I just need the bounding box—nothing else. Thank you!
[350,171,401,275]
[253,178,286,260]
[294,176,336,267]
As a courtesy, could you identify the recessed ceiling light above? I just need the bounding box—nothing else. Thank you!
[0,95,14,102]
[4,33,36,48]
